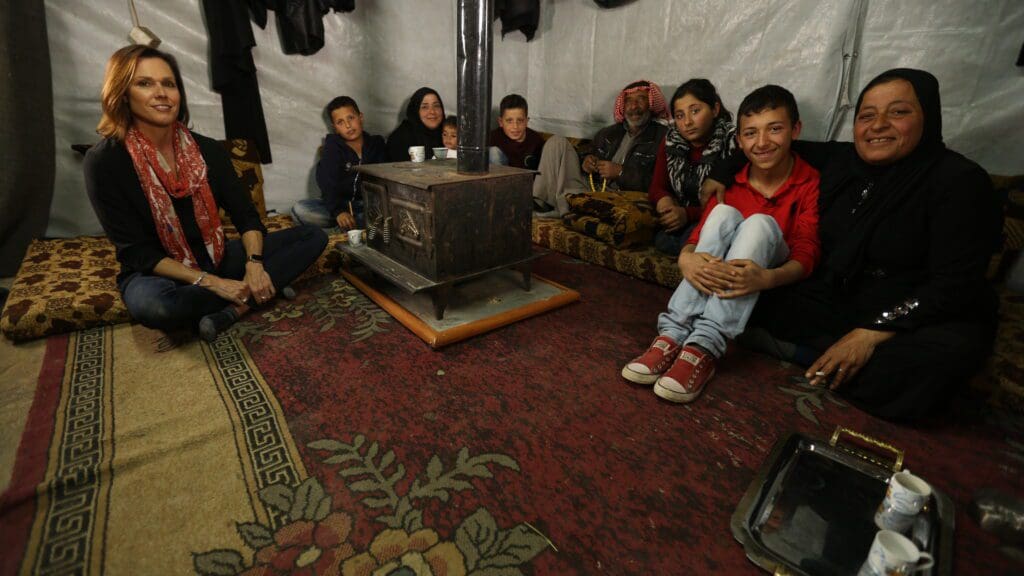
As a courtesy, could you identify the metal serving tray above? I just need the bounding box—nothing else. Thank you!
[731,427,954,576]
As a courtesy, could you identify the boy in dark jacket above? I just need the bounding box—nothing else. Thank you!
[292,96,386,231]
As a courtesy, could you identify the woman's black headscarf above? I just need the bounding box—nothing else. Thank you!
[824,68,947,280]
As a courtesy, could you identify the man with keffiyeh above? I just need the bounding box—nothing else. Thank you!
[531,80,668,222]
[579,79,669,192]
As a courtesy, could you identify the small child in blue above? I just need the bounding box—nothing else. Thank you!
[292,96,386,231]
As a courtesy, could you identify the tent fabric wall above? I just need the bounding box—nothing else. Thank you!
[40,0,1023,240]
[0,0,55,275]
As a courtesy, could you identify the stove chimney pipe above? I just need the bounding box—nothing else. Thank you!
[456,0,492,174]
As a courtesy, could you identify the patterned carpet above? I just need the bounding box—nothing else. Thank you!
[1,253,1022,575]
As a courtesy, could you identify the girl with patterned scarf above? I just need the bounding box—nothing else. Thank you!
[84,46,327,341]
[648,79,737,255]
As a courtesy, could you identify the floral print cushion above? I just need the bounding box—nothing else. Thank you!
[563,190,657,248]
[976,289,1024,415]
[531,218,681,288]
[221,138,267,219]
[1,215,343,342]
[1,236,130,341]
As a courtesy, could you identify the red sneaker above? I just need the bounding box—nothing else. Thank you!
[654,344,717,403]
[622,336,681,385]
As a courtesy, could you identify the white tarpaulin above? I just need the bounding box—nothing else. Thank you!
[44,0,1023,238]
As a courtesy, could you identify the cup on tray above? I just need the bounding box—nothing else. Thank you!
[408,146,426,162]
[432,147,448,159]
[347,229,365,246]
[857,530,934,576]
[875,470,932,533]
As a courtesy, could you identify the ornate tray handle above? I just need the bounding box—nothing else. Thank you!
[829,426,904,473]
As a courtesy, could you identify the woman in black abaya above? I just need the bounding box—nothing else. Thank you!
[748,69,1002,421]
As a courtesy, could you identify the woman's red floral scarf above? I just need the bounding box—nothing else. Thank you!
[125,122,225,270]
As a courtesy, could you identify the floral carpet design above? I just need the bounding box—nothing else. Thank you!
[777,376,848,426]
[194,437,549,576]
[233,279,392,344]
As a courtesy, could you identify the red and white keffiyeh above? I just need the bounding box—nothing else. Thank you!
[613,80,668,123]
[125,122,225,270]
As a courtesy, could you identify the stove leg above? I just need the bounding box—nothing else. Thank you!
[431,286,451,320]
[516,263,532,291]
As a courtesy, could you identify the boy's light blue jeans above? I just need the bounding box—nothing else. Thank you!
[657,204,789,358]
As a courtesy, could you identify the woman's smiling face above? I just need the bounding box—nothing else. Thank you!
[128,57,180,130]
[418,94,443,130]
[854,79,925,165]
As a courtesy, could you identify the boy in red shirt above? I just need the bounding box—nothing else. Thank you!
[622,85,821,403]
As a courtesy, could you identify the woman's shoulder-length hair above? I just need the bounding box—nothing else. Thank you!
[96,45,189,141]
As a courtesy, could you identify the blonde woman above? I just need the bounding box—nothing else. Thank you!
[84,46,327,341]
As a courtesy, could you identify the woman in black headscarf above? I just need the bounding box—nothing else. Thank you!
[386,87,446,161]
[742,69,1002,421]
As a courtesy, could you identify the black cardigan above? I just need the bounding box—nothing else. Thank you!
[84,132,266,283]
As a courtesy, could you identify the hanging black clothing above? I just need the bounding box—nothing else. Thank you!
[495,0,540,40]
[748,69,1002,422]
[271,0,325,55]
[201,0,273,163]
[386,88,446,161]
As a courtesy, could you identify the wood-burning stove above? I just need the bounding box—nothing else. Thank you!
[337,1,540,321]
[341,160,538,319]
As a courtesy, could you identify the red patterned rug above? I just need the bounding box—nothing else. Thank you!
[1,252,1022,575]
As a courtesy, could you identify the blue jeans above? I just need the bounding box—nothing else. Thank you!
[291,199,364,230]
[120,225,328,331]
[656,204,789,358]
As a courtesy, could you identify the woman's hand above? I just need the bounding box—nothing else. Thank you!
[656,197,687,232]
[806,328,896,389]
[336,211,356,231]
[204,275,251,306]
[678,251,731,295]
[700,178,727,206]
[716,259,773,299]
[243,262,276,305]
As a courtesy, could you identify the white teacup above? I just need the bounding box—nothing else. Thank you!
[408,145,426,162]
[875,470,932,532]
[858,530,934,576]
[347,229,364,246]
